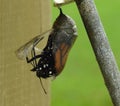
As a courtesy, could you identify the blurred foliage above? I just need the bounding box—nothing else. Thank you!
[51,0,120,106]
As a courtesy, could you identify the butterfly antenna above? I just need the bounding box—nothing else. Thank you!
[39,78,47,94]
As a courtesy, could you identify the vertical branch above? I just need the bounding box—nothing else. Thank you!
[75,0,120,105]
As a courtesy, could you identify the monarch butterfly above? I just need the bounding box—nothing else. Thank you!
[15,8,77,93]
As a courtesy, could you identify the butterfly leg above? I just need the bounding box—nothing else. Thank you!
[26,36,45,71]
[26,48,42,71]
[26,54,42,63]
[30,47,37,68]
[26,36,44,62]
[26,40,44,71]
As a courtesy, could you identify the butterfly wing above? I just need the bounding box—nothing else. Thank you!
[15,29,53,60]
[53,30,77,76]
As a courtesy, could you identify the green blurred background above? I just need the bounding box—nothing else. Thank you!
[51,0,120,106]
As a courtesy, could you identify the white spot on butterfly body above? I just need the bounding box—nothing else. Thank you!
[49,71,52,75]
[46,64,49,67]
[39,67,42,70]
[43,64,46,68]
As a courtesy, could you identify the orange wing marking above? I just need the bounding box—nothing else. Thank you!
[55,43,70,75]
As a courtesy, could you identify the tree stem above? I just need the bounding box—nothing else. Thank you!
[75,0,120,105]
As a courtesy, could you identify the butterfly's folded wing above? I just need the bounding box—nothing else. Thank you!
[15,29,53,60]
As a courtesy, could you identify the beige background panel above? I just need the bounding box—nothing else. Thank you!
[0,0,51,106]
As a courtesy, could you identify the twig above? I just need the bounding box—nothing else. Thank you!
[75,0,120,105]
